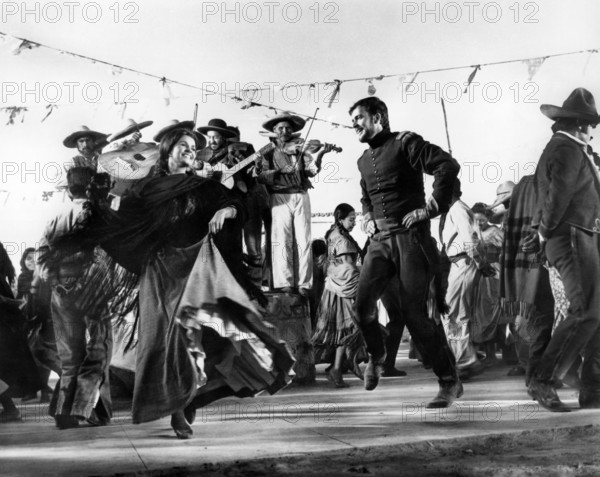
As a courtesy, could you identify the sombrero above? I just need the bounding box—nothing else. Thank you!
[262,112,305,133]
[63,126,107,148]
[196,118,236,138]
[107,119,154,143]
[153,119,196,142]
[487,181,516,209]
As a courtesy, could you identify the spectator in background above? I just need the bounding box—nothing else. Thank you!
[0,242,42,423]
[312,204,365,387]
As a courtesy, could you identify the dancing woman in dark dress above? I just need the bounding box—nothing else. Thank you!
[80,129,294,438]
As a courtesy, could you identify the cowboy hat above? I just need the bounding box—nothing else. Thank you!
[196,118,236,138]
[487,181,516,209]
[98,142,159,180]
[262,112,305,133]
[540,88,600,124]
[107,119,154,143]
[153,119,196,142]
[63,126,107,148]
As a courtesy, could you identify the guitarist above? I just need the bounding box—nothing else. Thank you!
[193,119,265,286]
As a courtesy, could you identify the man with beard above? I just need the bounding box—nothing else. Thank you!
[193,119,267,285]
[349,96,462,408]
[62,126,108,172]
[194,118,238,183]
[257,112,334,296]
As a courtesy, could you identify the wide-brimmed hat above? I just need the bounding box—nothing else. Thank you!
[98,142,159,180]
[540,88,600,124]
[487,181,516,209]
[63,126,107,148]
[262,112,305,133]
[107,119,154,143]
[196,118,236,138]
[154,120,206,149]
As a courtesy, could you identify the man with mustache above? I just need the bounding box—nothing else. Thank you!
[257,112,333,296]
[349,96,462,408]
[62,125,108,172]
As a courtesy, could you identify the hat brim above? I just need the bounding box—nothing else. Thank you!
[540,104,600,124]
[262,115,306,133]
[153,121,195,142]
[259,130,302,139]
[98,143,159,180]
[63,130,107,148]
[486,193,511,210]
[108,120,154,143]
[196,125,236,138]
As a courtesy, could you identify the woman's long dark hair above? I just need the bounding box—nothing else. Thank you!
[325,203,362,259]
[157,128,200,175]
[19,247,35,272]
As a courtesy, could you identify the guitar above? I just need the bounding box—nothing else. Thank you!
[195,142,275,189]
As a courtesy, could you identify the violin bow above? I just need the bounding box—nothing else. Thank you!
[298,107,320,158]
[192,103,198,129]
[290,107,320,172]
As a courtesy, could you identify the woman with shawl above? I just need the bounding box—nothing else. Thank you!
[85,128,294,439]
[312,203,366,388]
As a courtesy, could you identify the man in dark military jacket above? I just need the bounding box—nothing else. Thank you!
[349,96,461,408]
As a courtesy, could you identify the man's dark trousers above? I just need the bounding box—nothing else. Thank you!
[535,225,600,394]
[355,227,457,382]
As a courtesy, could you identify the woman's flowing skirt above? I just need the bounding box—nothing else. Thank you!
[132,236,294,424]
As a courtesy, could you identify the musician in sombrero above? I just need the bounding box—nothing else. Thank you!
[193,119,266,285]
[256,112,334,296]
[62,125,108,172]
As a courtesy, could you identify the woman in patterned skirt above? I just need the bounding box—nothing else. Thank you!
[312,204,366,388]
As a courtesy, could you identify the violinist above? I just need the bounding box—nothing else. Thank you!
[256,112,335,296]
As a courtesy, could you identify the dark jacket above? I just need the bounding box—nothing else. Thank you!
[358,129,459,230]
[532,133,600,238]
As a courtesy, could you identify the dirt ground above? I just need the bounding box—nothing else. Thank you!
[98,424,600,477]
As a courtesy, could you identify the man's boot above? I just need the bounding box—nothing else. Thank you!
[361,320,385,391]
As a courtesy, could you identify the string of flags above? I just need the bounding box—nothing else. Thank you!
[240,49,598,98]
[0,30,598,127]
[0,30,353,129]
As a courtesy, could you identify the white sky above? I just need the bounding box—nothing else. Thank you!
[1,0,599,262]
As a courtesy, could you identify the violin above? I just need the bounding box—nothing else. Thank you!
[282,138,342,155]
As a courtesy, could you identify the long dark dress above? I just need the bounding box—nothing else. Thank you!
[88,174,294,423]
[0,277,43,397]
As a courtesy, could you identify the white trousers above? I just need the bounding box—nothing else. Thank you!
[270,192,313,289]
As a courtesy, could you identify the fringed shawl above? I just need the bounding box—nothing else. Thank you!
[500,175,543,319]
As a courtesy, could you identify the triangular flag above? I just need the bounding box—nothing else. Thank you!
[327,80,342,108]
[160,77,175,106]
[367,79,376,96]
[523,57,546,81]
[404,73,419,93]
[41,104,58,123]
[583,50,598,76]
[12,40,40,55]
[463,65,481,93]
